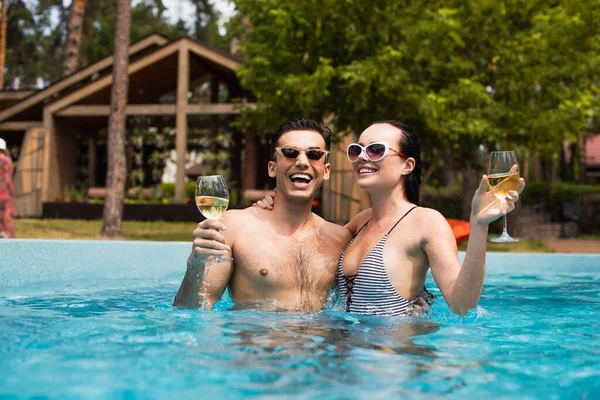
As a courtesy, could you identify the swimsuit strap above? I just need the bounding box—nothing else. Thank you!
[354,219,370,237]
[387,206,418,235]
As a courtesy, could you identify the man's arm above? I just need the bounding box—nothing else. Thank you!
[173,216,234,309]
[344,208,372,236]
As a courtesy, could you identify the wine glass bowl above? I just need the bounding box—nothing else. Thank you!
[488,151,520,243]
[195,175,233,263]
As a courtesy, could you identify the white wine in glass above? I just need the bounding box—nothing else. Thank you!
[195,196,229,220]
[195,175,233,264]
[488,151,520,243]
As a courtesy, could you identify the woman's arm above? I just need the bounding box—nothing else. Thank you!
[424,175,524,315]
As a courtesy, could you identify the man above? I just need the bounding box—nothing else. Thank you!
[0,138,15,239]
[174,118,352,311]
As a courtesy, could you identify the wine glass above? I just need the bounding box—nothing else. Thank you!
[488,151,520,243]
[195,175,233,264]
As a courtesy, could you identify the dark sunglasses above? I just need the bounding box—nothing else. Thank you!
[347,142,407,162]
[274,146,330,161]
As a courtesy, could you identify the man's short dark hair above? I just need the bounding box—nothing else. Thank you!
[269,118,332,159]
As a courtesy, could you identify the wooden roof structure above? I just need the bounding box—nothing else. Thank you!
[0,34,257,216]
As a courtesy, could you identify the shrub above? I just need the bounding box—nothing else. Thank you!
[421,184,462,219]
[160,182,197,202]
[186,183,196,201]
[578,194,600,234]
[549,183,600,221]
[161,183,175,199]
[520,181,551,208]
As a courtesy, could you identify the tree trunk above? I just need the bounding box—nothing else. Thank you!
[421,149,442,187]
[0,0,6,88]
[101,0,131,237]
[8,43,15,89]
[61,0,87,77]
[443,149,458,186]
[578,133,587,184]
[460,161,479,221]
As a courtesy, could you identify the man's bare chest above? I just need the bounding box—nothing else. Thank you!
[232,231,340,288]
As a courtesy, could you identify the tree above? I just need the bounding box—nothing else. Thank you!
[0,0,6,88]
[230,0,599,185]
[61,0,87,77]
[191,0,228,51]
[3,0,40,89]
[101,0,131,237]
[2,0,226,89]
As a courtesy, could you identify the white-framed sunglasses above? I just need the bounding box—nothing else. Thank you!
[346,142,407,162]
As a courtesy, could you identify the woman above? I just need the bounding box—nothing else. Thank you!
[258,120,524,316]
[0,138,15,239]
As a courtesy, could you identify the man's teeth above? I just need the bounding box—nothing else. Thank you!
[290,173,312,182]
[359,168,377,173]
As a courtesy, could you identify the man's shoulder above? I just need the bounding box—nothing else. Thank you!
[312,213,352,242]
[221,207,258,226]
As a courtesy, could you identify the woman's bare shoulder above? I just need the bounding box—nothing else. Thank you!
[412,206,455,243]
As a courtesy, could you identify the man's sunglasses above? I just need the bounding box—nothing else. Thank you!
[347,142,407,163]
[274,146,330,161]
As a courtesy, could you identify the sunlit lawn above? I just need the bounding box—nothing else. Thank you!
[14,218,197,242]
[14,218,555,252]
[458,236,554,253]
[575,234,600,240]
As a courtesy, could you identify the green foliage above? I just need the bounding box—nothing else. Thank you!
[161,182,175,199]
[186,182,196,201]
[231,0,600,164]
[4,0,227,89]
[578,195,600,234]
[520,181,551,207]
[420,184,463,219]
[549,183,600,221]
[3,0,45,88]
[159,182,195,201]
[61,186,86,202]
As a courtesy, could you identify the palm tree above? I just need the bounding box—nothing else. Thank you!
[101,0,131,237]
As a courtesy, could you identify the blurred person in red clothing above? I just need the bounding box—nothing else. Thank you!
[0,138,15,238]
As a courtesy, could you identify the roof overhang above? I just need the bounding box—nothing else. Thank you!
[0,34,169,122]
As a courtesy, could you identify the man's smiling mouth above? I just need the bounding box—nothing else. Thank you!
[289,173,313,187]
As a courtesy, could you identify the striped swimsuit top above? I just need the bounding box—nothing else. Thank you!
[337,206,418,316]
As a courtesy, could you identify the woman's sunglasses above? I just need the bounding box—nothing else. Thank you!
[275,146,330,161]
[347,142,407,162]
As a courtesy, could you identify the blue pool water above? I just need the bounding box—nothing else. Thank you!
[1,240,599,399]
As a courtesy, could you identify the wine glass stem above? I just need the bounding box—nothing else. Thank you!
[502,214,508,234]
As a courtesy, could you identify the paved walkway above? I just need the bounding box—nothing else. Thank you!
[542,239,600,254]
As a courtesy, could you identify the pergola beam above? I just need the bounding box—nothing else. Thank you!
[55,104,177,116]
[186,103,247,114]
[0,90,36,100]
[0,121,43,131]
[54,103,255,117]
[0,35,168,122]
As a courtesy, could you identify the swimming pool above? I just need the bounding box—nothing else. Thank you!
[1,240,599,399]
